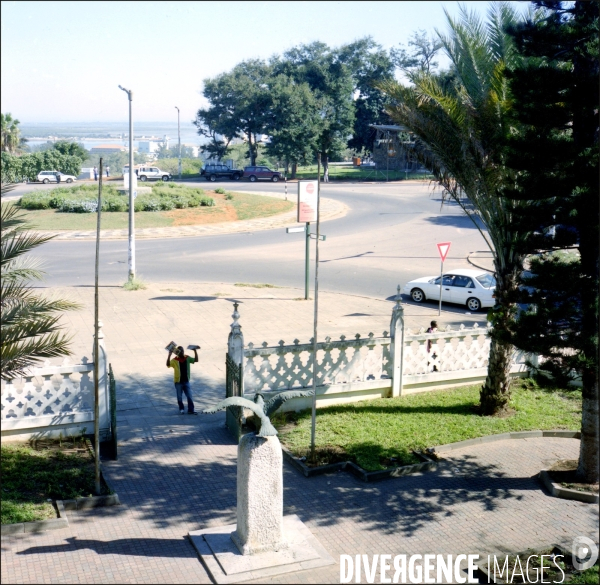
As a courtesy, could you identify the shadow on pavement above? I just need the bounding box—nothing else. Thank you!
[17,536,198,558]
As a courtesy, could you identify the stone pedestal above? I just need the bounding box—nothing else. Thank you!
[230,434,287,555]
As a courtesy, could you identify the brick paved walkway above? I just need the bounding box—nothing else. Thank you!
[1,284,597,584]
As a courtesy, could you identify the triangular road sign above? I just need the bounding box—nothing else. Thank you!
[437,242,451,262]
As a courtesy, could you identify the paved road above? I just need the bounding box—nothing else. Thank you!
[25,180,487,303]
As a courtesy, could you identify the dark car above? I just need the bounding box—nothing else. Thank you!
[243,166,283,182]
[200,164,242,182]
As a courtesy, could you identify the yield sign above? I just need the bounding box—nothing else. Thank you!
[437,242,451,262]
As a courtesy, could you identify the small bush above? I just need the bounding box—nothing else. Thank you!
[123,275,147,291]
[59,199,98,213]
[214,187,226,194]
[225,192,234,200]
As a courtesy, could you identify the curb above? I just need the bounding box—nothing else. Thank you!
[539,469,598,504]
[1,445,121,536]
[281,430,580,483]
[30,196,347,241]
[431,430,579,454]
[282,446,437,482]
[0,488,120,536]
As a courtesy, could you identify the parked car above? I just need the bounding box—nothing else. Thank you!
[134,166,171,182]
[243,166,283,182]
[37,170,77,184]
[200,164,242,181]
[403,268,496,312]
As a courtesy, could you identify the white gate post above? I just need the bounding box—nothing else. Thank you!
[228,302,245,394]
[93,321,110,440]
[390,286,405,397]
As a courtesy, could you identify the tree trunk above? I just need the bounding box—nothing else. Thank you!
[291,162,297,180]
[577,371,599,483]
[284,160,289,175]
[479,266,518,415]
[322,153,329,183]
[248,133,255,166]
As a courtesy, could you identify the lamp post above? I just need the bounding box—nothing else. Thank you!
[175,106,181,180]
[118,85,135,282]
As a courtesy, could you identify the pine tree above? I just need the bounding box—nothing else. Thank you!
[502,1,599,483]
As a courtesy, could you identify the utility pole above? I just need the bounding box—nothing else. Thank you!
[175,106,181,180]
[118,85,135,282]
[93,158,103,495]
[310,153,322,460]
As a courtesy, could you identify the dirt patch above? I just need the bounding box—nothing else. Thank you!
[548,459,599,493]
[164,192,238,226]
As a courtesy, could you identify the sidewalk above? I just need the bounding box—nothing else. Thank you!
[1,283,597,584]
[32,192,348,241]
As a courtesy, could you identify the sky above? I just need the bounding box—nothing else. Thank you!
[1,1,527,125]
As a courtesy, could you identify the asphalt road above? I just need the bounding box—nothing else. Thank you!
[20,179,488,302]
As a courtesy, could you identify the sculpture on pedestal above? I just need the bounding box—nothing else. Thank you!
[203,389,313,555]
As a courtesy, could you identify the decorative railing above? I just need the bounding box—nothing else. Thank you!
[244,333,392,393]
[224,294,531,405]
[1,322,112,440]
[402,324,528,377]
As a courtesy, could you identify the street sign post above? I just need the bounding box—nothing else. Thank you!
[297,181,318,299]
[436,242,451,315]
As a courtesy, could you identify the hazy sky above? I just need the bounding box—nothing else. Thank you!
[1,1,526,125]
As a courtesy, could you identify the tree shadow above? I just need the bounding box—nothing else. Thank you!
[424,215,485,229]
[282,452,527,538]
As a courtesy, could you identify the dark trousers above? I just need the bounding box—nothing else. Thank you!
[175,381,194,412]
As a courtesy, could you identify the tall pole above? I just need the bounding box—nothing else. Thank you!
[438,259,444,316]
[94,158,103,495]
[119,85,135,282]
[175,106,181,180]
[305,222,310,300]
[310,153,321,459]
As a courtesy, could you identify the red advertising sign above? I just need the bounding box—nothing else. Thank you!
[437,242,451,262]
[298,180,318,222]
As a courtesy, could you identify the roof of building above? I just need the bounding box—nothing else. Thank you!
[369,124,410,132]
[90,144,126,150]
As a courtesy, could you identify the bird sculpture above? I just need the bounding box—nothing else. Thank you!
[202,389,314,437]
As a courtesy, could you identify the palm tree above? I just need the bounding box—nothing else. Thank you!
[1,184,80,380]
[1,113,23,154]
[380,3,528,414]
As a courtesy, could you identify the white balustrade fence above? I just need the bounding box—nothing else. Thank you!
[1,323,111,441]
[227,296,532,412]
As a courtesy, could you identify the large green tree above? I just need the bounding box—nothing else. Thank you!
[380,3,527,414]
[1,185,79,380]
[51,140,88,161]
[502,1,599,482]
[274,42,355,181]
[337,37,396,155]
[264,75,320,175]
[195,60,273,166]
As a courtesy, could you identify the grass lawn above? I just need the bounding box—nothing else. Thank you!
[275,380,581,471]
[1,438,109,525]
[293,164,433,182]
[11,190,293,231]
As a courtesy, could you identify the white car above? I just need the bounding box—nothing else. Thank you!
[37,170,77,184]
[403,268,496,312]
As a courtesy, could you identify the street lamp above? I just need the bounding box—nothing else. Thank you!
[118,85,135,282]
[175,106,181,180]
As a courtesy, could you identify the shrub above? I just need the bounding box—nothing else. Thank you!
[225,192,234,200]
[59,199,98,213]
[214,187,226,194]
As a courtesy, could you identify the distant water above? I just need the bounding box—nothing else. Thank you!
[20,121,204,150]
